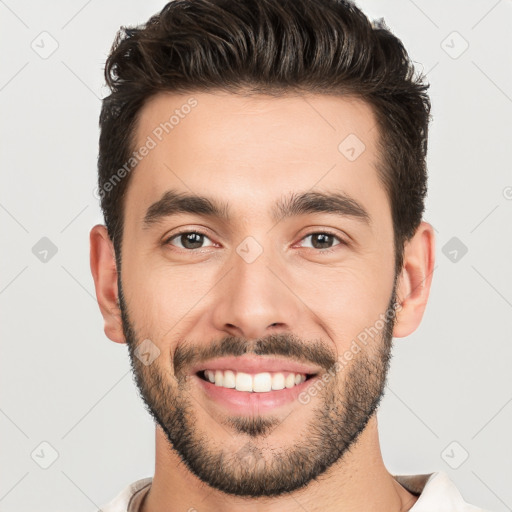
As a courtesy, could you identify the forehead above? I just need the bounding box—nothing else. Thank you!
[125,90,388,227]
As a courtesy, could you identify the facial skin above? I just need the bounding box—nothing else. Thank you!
[90,91,435,511]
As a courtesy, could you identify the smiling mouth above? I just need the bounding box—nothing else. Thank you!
[196,369,317,393]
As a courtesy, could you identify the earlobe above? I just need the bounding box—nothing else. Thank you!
[393,221,436,338]
[89,224,126,344]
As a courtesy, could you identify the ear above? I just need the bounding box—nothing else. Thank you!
[393,221,436,338]
[89,224,125,344]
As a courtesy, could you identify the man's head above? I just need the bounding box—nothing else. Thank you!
[97,0,431,276]
[90,0,435,499]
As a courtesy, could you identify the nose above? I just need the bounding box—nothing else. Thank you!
[210,243,301,341]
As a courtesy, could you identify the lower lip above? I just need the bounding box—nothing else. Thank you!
[194,374,318,414]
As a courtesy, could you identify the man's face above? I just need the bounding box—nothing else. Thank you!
[118,91,398,497]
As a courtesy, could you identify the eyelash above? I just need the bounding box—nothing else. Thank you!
[164,229,346,253]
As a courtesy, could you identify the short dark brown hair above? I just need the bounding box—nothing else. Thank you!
[98,0,431,275]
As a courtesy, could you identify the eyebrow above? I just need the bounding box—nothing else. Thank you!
[142,189,371,229]
[272,190,370,225]
[143,190,230,228]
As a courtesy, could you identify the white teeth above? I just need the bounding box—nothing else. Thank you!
[271,372,285,390]
[223,370,236,388]
[202,369,308,392]
[285,373,296,388]
[235,372,253,391]
[253,372,272,392]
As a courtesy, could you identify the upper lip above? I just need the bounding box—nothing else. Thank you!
[191,355,322,376]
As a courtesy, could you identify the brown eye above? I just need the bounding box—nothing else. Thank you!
[300,232,343,250]
[167,231,214,250]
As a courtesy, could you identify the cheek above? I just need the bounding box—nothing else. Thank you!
[293,260,395,349]
[123,257,217,339]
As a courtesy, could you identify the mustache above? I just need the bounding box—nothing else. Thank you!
[173,333,337,377]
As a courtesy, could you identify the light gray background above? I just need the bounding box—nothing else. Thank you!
[1,1,511,510]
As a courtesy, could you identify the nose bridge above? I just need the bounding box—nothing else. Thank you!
[211,236,299,339]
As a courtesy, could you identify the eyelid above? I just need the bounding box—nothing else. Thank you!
[295,230,347,250]
[164,228,215,249]
[163,228,348,251]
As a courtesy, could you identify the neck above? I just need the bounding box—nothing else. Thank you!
[141,415,418,512]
